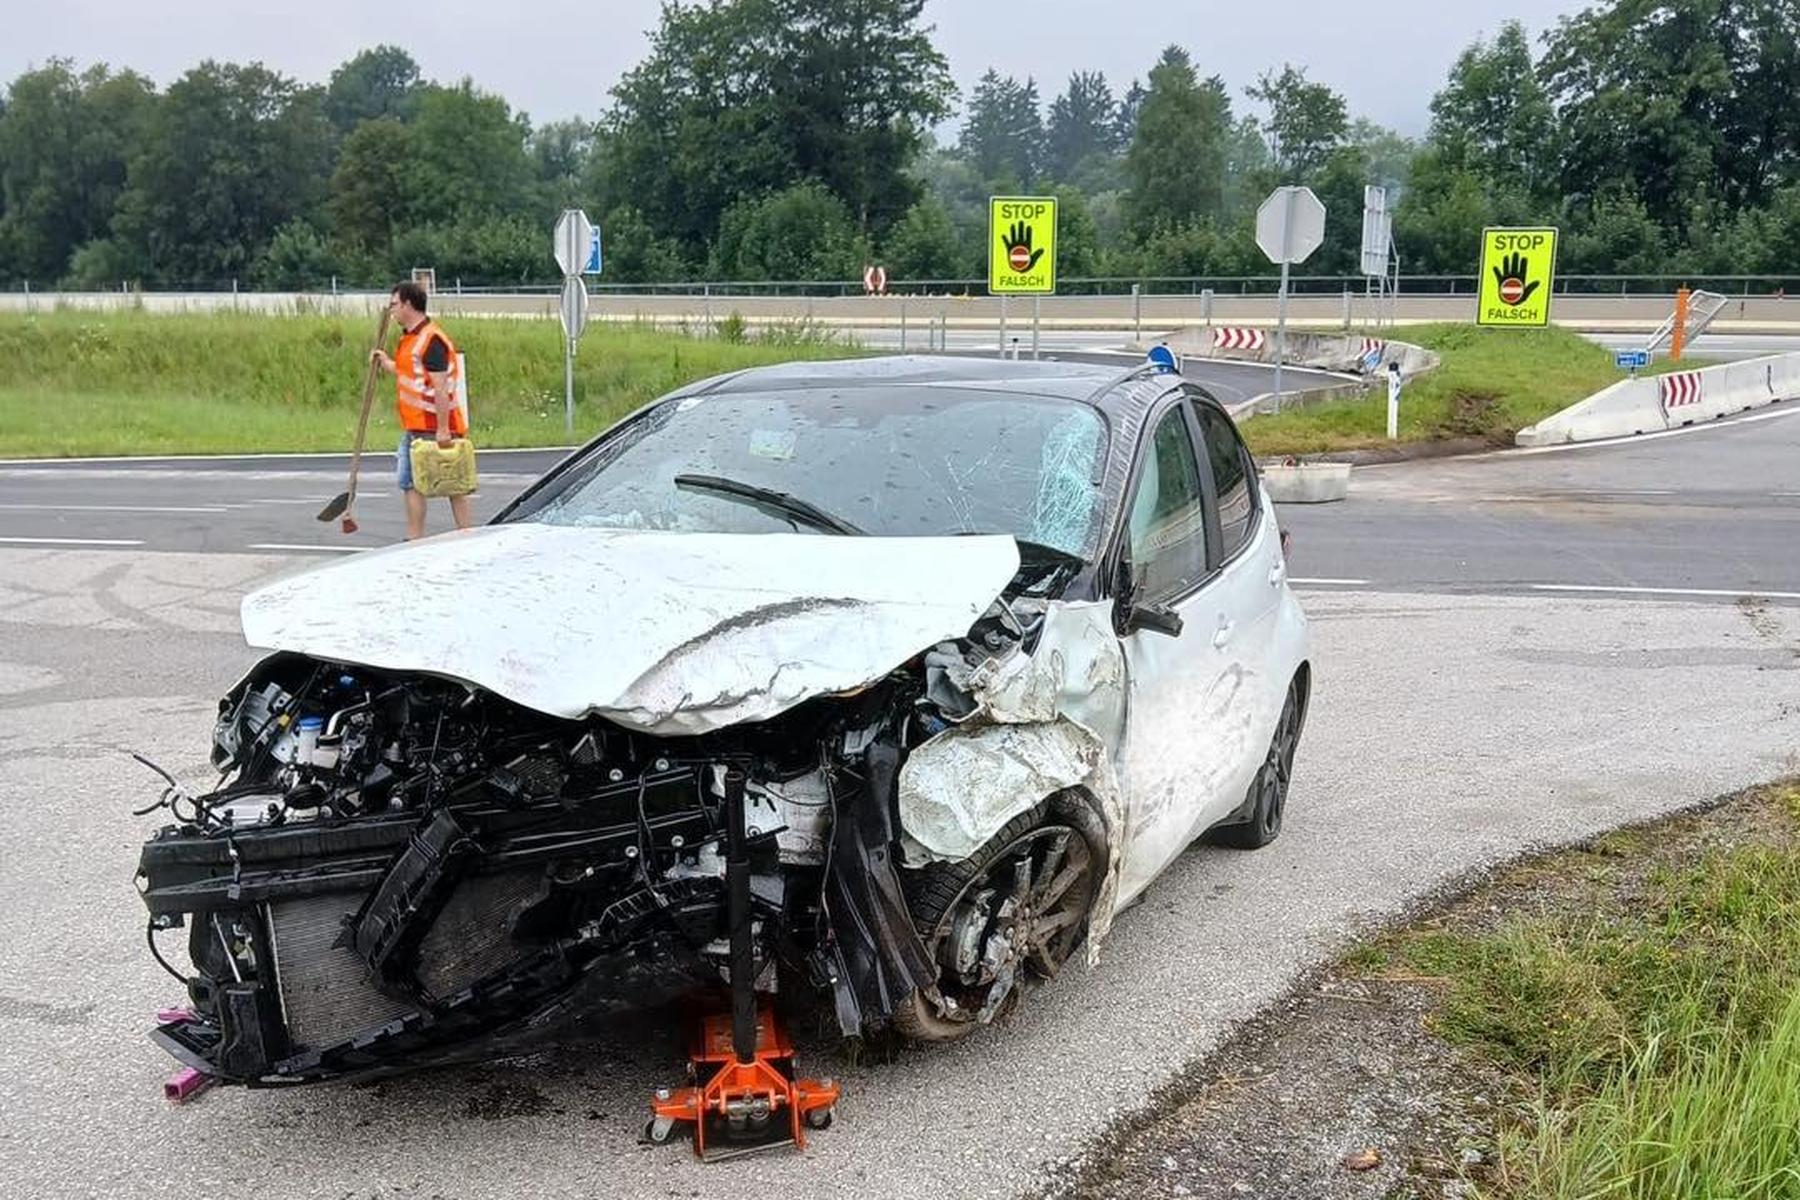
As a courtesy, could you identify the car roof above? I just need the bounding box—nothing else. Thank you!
[676,353,1177,415]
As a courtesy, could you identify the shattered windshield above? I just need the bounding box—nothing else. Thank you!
[506,386,1109,559]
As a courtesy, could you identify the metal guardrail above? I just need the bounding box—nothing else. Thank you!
[6,274,1800,300]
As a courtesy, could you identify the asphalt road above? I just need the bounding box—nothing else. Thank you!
[1277,402,1800,600]
[2,385,1798,1199]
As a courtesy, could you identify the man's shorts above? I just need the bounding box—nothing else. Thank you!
[396,431,425,491]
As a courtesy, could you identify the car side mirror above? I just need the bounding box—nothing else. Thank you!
[1124,598,1184,638]
[1115,564,1184,638]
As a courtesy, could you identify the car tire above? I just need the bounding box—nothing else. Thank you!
[1213,673,1306,851]
[892,790,1107,1042]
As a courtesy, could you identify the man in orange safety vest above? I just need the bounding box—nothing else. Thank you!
[371,280,473,538]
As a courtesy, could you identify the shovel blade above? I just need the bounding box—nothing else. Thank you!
[316,492,351,522]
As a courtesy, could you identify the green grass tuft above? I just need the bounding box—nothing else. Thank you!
[1380,801,1800,1199]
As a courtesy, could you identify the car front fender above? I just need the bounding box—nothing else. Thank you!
[896,716,1125,960]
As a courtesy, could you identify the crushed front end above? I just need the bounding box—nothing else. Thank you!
[135,652,951,1088]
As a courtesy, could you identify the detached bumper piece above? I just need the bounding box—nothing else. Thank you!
[647,1002,839,1159]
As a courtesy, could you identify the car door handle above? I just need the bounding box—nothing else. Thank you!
[1268,561,1286,586]
[1212,620,1236,648]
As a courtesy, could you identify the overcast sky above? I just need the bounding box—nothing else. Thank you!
[4,0,1596,136]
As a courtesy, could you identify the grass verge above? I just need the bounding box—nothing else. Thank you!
[1047,782,1800,1200]
[0,310,861,457]
[1358,781,1800,1199]
[1242,322,1679,458]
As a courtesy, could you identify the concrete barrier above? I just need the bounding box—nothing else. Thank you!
[1150,326,1441,379]
[1515,352,1800,446]
[1260,461,1352,503]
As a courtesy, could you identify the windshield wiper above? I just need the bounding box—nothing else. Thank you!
[673,474,866,537]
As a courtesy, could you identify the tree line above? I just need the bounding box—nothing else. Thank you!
[1,0,1797,291]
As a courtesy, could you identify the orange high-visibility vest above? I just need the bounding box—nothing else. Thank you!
[394,319,468,436]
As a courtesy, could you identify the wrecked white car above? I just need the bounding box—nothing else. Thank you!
[136,355,1310,1095]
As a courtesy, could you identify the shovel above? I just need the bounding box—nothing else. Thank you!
[316,308,393,533]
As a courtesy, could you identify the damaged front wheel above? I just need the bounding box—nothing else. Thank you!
[893,795,1103,1041]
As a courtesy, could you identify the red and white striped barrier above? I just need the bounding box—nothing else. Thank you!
[1212,327,1266,351]
[1658,371,1703,411]
[1518,353,1800,446]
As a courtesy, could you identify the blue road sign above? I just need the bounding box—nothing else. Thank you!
[1614,348,1650,370]
[1146,344,1178,373]
[584,226,603,275]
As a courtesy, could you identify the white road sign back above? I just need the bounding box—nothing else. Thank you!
[559,275,588,341]
[1360,185,1393,277]
[554,209,594,277]
[1256,186,1326,265]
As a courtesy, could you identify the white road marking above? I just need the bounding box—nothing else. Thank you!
[246,543,365,554]
[0,503,229,513]
[1290,577,1369,586]
[0,535,145,546]
[1531,583,1800,601]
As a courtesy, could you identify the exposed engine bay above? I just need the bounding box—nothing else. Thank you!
[135,590,1085,1088]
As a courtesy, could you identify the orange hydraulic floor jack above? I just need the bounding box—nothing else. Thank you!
[644,768,840,1159]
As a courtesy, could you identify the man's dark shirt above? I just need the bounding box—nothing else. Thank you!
[417,327,451,372]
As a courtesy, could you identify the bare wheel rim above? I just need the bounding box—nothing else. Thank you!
[922,824,1096,1026]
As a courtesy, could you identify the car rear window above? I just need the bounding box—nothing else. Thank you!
[506,386,1109,558]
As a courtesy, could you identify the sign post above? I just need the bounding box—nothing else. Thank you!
[1476,227,1559,327]
[1255,186,1327,401]
[553,209,596,436]
[988,196,1058,359]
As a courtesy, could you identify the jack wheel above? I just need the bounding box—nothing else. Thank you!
[642,1115,680,1145]
[805,1107,835,1130]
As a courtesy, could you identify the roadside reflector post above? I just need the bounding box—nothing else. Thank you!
[899,294,908,353]
[1386,362,1402,440]
[1671,286,1690,362]
[1132,283,1142,342]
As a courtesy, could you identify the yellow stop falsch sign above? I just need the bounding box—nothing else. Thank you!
[989,196,1058,294]
[1477,227,1559,326]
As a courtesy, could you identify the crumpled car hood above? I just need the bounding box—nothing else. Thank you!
[240,523,1020,734]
